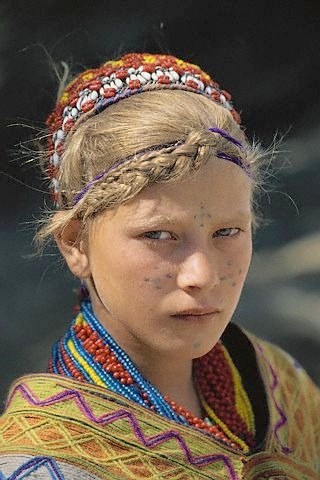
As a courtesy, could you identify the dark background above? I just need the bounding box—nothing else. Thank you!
[1,0,319,410]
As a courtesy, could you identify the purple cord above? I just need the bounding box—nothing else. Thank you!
[73,140,183,204]
[73,127,247,205]
[208,127,243,148]
[216,152,250,175]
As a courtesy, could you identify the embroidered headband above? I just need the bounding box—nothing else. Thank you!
[46,53,242,205]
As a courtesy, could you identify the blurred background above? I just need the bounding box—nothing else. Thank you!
[0,0,319,410]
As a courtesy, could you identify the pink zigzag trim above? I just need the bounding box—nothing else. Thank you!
[6,382,239,480]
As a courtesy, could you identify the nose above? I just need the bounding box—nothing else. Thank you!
[176,249,219,292]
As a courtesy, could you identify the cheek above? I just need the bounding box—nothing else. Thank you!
[108,245,173,294]
[140,269,175,293]
[221,239,252,289]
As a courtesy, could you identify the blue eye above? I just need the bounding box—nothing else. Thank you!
[214,228,240,237]
[144,231,173,240]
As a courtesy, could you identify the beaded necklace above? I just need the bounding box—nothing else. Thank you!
[48,301,256,452]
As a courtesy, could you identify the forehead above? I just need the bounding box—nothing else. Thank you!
[112,159,252,224]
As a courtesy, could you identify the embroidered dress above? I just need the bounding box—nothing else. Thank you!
[0,306,319,479]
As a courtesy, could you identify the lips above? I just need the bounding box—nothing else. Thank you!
[171,307,221,317]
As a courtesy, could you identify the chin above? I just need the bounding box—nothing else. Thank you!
[189,322,230,358]
[191,340,221,360]
[156,335,220,360]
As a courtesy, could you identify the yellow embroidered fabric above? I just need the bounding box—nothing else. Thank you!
[0,334,319,479]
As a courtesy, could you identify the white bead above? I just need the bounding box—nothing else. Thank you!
[76,98,82,110]
[99,87,105,95]
[125,77,131,85]
[101,76,109,84]
[109,73,116,80]
[63,106,71,117]
[156,70,164,77]
[51,153,60,166]
[54,139,62,149]
[71,107,78,118]
[198,80,205,91]
[62,116,70,127]
[140,71,151,81]
[52,132,57,141]
[109,81,117,89]
[138,66,144,72]
[127,67,136,74]
[90,91,98,101]
[51,178,59,190]
[220,94,226,104]
[129,74,138,81]
[181,74,187,83]
[114,78,123,88]
[137,74,147,85]
[151,72,158,81]
[169,70,179,81]
[57,129,65,140]
[205,86,213,95]
[167,72,176,83]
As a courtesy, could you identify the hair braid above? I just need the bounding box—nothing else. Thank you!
[36,90,266,249]
[74,129,235,220]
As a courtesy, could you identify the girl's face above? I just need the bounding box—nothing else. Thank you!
[82,158,252,360]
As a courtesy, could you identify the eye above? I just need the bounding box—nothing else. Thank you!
[214,228,240,238]
[143,230,174,240]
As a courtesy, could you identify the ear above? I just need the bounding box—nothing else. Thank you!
[55,219,91,279]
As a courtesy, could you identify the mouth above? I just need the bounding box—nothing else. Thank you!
[171,308,221,321]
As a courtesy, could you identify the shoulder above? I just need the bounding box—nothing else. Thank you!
[0,374,119,479]
[244,329,320,467]
[222,322,320,406]
[246,329,319,397]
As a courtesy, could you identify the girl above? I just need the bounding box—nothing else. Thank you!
[0,53,319,479]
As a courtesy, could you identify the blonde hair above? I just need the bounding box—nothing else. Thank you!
[37,90,264,247]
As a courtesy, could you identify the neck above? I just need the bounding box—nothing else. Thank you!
[49,299,256,452]
[90,295,203,417]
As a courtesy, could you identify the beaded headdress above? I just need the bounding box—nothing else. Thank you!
[46,53,242,205]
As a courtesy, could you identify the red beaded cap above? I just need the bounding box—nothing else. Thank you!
[46,52,241,205]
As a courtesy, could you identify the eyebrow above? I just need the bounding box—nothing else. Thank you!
[127,214,179,228]
[130,211,252,227]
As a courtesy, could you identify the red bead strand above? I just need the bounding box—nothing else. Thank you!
[194,344,255,448]
[51,318,255,451]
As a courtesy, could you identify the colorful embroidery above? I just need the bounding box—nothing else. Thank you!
[1,332,320,479]
[48,303,256,452]
[256,342,292,455]
[5,381,237,472]
[46,52,241,205]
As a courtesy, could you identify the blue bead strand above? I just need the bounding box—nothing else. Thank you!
[82,301,184,421]
[81,301,186,424]
[80,304,172,413]
[56,338,72,377]
[68,317,147,407]
[82,302,174,417]
[51,342,70,376]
